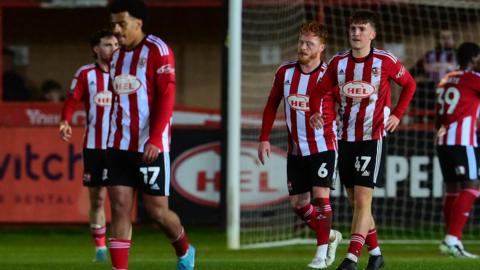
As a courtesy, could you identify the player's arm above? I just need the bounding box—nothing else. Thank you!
[60,70,86,141]
[144,48,176,163]
[388,62,417,132]
[258,71,284,165]
[309,63,336,129]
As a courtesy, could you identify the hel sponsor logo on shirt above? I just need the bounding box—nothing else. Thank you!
[156,64,175,75]
[287,94,309,111]
[171,142,288,209]
[93,91,112,107]
[113,74,142,95]
[341,81,376,99]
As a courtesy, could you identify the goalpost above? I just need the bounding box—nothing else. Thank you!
[228,0,480,249]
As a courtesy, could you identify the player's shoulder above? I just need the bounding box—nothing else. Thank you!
[274,60,297,74]
[74,63,95,77]
[462,70,480,85]
[145,34,171,57]
[373,48,398,64]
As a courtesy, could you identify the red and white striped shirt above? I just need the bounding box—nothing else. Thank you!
[435,70,480,147]
[61,64,111,150]
[260,61,337,156]
[108,34,175,153]
[310,48,416,141]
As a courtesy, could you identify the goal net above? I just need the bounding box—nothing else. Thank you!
[238,0,480,248]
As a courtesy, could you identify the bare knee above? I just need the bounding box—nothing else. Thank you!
[290,192,311,209]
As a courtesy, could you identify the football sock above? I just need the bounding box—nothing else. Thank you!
[443,192,458,230]
[294,203,317,231]
[366,228,381,256]
[313,197,332,246]
[447,188,479,239]
[347,233,365,262]
[171,227,189,257]
[91,224,107,249]
[109,239,131,270]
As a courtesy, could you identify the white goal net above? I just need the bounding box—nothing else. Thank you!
[238,0,480,248]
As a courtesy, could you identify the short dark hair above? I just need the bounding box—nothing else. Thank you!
[109,0,147,22]
[349,10,378,30]
[457,42,480,69]
[41,79,62,94]
[90,29,115,48]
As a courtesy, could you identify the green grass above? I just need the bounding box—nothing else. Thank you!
[1,226,479,270]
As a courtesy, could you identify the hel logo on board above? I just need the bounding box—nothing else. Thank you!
[171,142,288,209]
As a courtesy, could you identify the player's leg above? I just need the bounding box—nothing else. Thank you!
[89,186,108,261]
[337,140,385,270]
[437,145,460,232]
[105,149,137,270]
[307,150,338,269]
[443,146,480,258]
[335,141,358,270]
[83,149,109,262]
[139,152,195,270]
[307,186,331,269]
[108,185,135,269]
[288,155,318,231]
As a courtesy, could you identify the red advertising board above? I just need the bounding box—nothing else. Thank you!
[0,127,95,222]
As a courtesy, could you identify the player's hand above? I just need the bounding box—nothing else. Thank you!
[436,125,446,138]
[309,112,324,129]
[258,141,271,165]
[143,143,160,164]
[385,115,400,132]
[59,121,72,142]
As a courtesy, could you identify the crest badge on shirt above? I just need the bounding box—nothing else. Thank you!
[138,57,147,68]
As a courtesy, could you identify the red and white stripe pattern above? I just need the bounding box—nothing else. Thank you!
[108,34,174,153]
[62,64,111,150]
[318,48,414,142]
[436,70,480,147]
[260,61,337,156]
[338,50,388,141]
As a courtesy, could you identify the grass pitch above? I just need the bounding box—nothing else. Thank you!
[1,226,479,270]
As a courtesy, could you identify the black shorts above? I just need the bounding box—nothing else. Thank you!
[83,149,108,187]
[437,145,480,182]
[105,148,171,196]
[338,139,385,189]
[287,150,337,195]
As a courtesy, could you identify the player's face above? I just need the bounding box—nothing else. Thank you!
[472,54,480,71]
[95,36,119,62]
[297,32,325,65]
[439,30,454,49]
[110,11,143,49]
[349,23,376,51]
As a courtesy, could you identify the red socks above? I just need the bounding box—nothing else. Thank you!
[109,239,131,270]
[447,189,480,239]
[294,203,317,231]
[171,228,189,257]
[348,233,365,258]
[365,228,379,251]
[313,198,332,246]
[443,192,459,229]
[91,226,106,248]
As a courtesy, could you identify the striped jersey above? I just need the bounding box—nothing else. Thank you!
[260,61,337,156]
[310,48,416,141]
[61,63,111,150]
[108,34,175,153]
[435,69,480,147]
